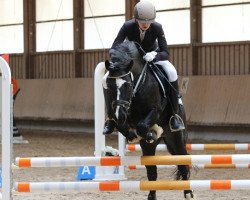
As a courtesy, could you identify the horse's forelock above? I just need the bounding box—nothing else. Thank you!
[110,41,139,67]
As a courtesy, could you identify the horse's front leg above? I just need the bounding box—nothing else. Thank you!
[116,124,138,143]
[136,109,162,143]
[140,139,160,200]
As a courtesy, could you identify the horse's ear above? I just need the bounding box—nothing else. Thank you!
[128,60,133,71]
[105,60,111,70]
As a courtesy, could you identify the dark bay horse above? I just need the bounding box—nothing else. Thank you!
[103,41,194,200]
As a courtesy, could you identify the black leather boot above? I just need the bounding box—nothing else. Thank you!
[169,80,185,132]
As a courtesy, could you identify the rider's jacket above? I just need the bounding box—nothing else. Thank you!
[111,19,169,62]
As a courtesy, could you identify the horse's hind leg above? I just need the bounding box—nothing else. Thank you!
[177,165,194,199]
[140,139,160,200]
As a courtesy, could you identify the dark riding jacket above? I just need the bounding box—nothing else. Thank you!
[111,19,169,62]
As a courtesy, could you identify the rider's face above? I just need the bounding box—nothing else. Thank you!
[137,21,151,31]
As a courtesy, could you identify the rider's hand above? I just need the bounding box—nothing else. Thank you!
[143,51,157,62]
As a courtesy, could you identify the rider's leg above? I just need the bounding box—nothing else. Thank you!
[155,60,185,132]
[102,72,116,135]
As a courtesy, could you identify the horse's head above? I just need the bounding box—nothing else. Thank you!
[103,41,143,126]
[104,60,134,126]
[105,59,133,77]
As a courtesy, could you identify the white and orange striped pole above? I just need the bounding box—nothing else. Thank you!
[16,154,250,168]
[126,144,250,152]
[15,180,250,192]
[127,164,250,170]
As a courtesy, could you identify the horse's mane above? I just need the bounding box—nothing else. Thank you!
[109,41,141,67]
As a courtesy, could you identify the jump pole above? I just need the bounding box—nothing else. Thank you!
[15,154,250,167]
[127,164,250,170]
[94,62,125,180]
[126,144,250,152]
[0,57,12,200]
[15,180,250,192]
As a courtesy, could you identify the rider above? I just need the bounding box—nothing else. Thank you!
[103,0,185,135]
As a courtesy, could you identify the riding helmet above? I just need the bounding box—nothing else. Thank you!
[134,1,156,23]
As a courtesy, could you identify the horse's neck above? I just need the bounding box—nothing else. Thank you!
[132,58,144,78]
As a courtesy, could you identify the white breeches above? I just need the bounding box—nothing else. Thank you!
[155,60,178,82]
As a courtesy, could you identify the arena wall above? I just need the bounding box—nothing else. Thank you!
[180,75,250,126]
[15,78,94,122]
[14,75,250,127]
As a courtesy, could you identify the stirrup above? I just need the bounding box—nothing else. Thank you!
[169,114,185,132]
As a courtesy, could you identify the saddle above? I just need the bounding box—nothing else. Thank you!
[147,62,169,98]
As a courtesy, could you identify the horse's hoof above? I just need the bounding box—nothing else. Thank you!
[127,135,142,144]
[148,192,157,200]
[103,120,116,135]
[146,131,157,143]
[184,190,195,200]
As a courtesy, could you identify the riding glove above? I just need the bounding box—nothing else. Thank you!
[143,51,157,62]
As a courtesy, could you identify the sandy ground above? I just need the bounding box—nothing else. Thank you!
[4,129,250,200]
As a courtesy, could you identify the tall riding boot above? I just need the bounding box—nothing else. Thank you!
[169,80,185,132]
[103,89,116,135]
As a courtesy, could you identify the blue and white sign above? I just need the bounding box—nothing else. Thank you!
[76,166,95,180]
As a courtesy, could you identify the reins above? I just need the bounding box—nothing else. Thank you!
[132,62,147,97]
[134,42,180,96]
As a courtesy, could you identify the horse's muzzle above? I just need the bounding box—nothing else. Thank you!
[116,108,127,126]
[112,100,130,126]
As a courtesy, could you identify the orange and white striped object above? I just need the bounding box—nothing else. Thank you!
[15,180,250,192]
[16,154,250,168]
[126,143,250,152]
[127,164,250,170]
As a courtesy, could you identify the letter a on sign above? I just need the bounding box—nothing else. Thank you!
[82,166,91,174]
[76,166,95,180]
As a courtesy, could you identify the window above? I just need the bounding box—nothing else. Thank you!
[0,0,23,53]
[156,10,190,45]
[203,0,250,6]
[147,0,190,45]
[202,1,250,42]
[36,0,73,52]
[84,0,125,49]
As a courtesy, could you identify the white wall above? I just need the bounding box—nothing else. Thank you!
[0,0,250,53]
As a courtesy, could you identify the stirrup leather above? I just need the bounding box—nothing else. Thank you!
[169,114,185,132]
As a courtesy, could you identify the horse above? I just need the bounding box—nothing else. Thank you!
[103,41,194,200]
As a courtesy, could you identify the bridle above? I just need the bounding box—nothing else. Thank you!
[107,71,134,112]
[107,60,149,113]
